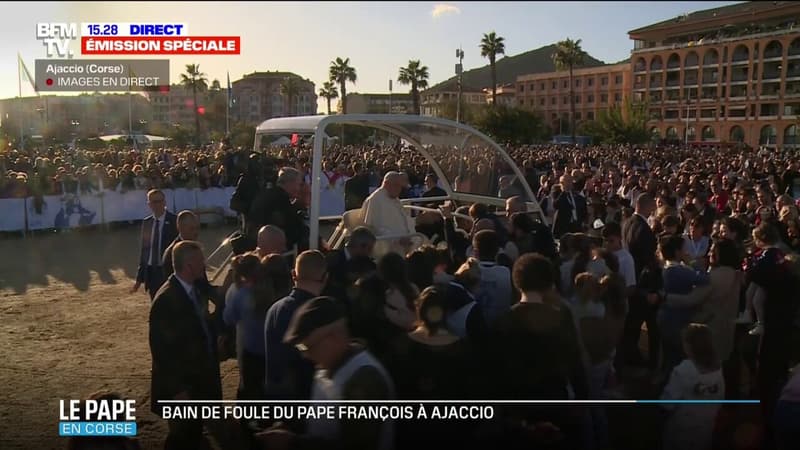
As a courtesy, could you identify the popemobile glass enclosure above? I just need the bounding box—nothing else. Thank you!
[251,114,546,253]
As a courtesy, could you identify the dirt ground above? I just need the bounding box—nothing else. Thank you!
[0,224,240,450]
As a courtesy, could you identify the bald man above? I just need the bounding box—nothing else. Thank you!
[255,225,287,258]
[162,210,201,279]
[263,250,328,400]
[360,171,415,239]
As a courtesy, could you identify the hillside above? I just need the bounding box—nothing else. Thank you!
[428,43,608,92]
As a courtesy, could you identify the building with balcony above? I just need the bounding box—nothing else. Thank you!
[231,71,316,126]
[628,1,800,148]
[485,84,517,107]
[420,78,487,117]
[515,63,631,134]
[339,92,414,114]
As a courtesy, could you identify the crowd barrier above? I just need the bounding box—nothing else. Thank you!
[0,187,238,233]
[0,183,430,233]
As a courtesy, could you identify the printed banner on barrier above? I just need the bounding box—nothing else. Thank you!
[195,187,237,217]
[102,190,176,223]
[173,188,197,213]
[0,198,26,231]
[27,193,103,230]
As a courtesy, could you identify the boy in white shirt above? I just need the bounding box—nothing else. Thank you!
[601,222,637,292]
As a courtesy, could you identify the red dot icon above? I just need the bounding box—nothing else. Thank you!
[46,78,54,86]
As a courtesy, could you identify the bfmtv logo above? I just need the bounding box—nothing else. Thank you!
[37,23,78,58]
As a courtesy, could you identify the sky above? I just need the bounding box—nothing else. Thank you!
[1,1,741,113]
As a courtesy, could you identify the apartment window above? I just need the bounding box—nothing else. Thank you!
[575,79,581,88]
[615,75,623,85]
[552,81,557,89]
[541,82,545,90]
[614,93,622,102]
[587,111,594,120]
[540,98,546,106]
[601,76,608,86]
[588,94,594,103]
[519,84,525,93]
[563,96,569,105]
[551,97,556,105]
[563,80,568,88]
[529,84,534,92]
[601,93,608,103]
[529,98,534,106]
[588,78,594,87]
[575,112,582,120]
[575,96,581,104]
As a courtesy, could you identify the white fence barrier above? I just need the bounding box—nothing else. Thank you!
[0,187,238,233]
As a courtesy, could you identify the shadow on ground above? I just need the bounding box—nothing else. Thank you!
[0,224,237,294]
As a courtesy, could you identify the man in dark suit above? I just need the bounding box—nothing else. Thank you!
[344,162,370,211]
[620,192,659,369]
[132,189,178,300]
[162,210,200,279]
[421,173,447,207]
[323,226,377,303]
[552,174,587,239]
[247,167,304,251]
[149,240,223,450]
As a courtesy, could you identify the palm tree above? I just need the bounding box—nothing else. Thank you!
[552,38,588,142]
[180,63,208,143]
[480,32,506,107]
[318,81,339,115]
[397,60,430,115]
[329,57,357,114]
[280,77,299,116]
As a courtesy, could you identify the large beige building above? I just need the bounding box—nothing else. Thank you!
[232,71,317,125]
[628,1,800,148]
[515,63,631,134]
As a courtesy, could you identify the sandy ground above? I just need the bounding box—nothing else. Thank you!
[0,224,240,450]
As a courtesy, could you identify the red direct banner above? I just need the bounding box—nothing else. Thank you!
[82,36,241,55]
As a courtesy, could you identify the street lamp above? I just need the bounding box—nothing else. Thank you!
[456,47,464,123]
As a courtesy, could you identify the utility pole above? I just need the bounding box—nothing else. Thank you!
[389,79,393,114]
[456,47,464,123]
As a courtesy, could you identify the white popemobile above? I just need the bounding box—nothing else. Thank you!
[208,114,545,280]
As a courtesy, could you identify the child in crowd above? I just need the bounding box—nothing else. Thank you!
[657,234,710,377]
[570,272,605,322]
[660,323,724,450]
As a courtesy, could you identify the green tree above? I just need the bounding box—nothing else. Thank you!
[318,81,339,115]
[552,38,588,142]
[280,77,299,116]
[473,105,549,144]
[578,98,650,144]
[329,57,357,114]
[480,31,506,107]
[180,63,209,144]
[397,60,430,115]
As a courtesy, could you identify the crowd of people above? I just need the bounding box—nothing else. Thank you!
[19,139,800,450]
